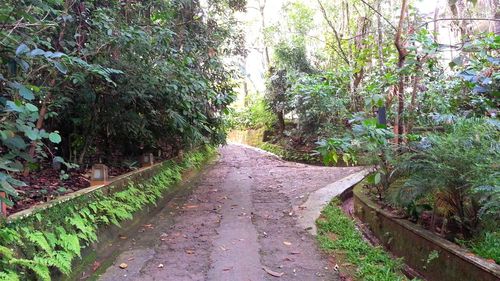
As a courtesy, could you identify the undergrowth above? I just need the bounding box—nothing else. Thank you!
[0,147,216,281]
[469,231,500,264]
[258,142,318,163]
[317,199,413,281]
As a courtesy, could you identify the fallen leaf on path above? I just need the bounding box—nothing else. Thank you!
[119,263,128,269]
[283,241,292,246]
[92,261,101,272]
[263,266,284,277]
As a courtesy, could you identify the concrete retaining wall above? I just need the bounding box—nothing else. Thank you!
[353,183,500,281]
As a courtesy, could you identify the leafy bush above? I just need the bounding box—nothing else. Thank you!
[290,72,350,134]
[258,142,318,163]
[1,0,242,201]
[317,117,395,196]
[394,118,499,238]
[229,96,276,130]
[315,136,357,166]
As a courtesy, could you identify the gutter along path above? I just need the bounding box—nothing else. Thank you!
[93,144,365,281]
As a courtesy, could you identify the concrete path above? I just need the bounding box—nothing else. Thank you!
[93,144,365,281]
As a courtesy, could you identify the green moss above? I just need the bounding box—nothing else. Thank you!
[317,200,414,281]
[0,146,216,281]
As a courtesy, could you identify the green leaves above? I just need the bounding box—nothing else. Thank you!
[317,201,407,281]
[48,132,62,144]
[367,172,382,185]
[18,84,35,100]
[25,103,38,112]
[53,62,68,74]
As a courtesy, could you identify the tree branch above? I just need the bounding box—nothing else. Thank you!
[316,0,350,65]
[359,0,396,31]
[418,17,500,28]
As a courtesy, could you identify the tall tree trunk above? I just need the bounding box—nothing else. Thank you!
[394,0,409,144]
[259,0,270,68]
[407,74,420,133]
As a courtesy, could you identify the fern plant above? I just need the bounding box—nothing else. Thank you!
[394,118,499,239]
[0,147,216,280]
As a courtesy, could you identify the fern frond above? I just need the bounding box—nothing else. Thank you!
[24,231,52,254]
[10,258,50,281]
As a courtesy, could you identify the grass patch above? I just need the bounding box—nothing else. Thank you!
[469,231,500,263]
[317,199,414,281]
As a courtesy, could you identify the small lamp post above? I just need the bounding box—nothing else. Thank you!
[141,153,154,168]
[91,164,108,186]
[0,192,7,216]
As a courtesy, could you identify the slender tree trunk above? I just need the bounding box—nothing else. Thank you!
[394,0,409,144]
[277,111,285,135]
[259,0,270,68]
[407,72,420,132]
[377,0,384,70]
[23,85,54,176]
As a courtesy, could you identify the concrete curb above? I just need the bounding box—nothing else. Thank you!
[295,167,371,235]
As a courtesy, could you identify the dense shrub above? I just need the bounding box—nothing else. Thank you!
[394,118,499,239]
[0,0,245,199]
[229,95,276,130]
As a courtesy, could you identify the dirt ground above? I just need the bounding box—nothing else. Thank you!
[92,144,364,281]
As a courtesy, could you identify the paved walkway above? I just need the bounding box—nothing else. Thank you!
[95,144,365,281]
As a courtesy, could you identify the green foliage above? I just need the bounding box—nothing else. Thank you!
[229,96,276,130]
[1,0,241,201]
[258,142,318,163]
[317,200,410,281]
[290,72,350,134]
[469,231,500,263]
[394,118,499,238]
[315,137,357,166]
[274,42,313,73]
[317,117,395,195]
[0,147,215,280]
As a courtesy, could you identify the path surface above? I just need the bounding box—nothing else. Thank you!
[95,144,364,281]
